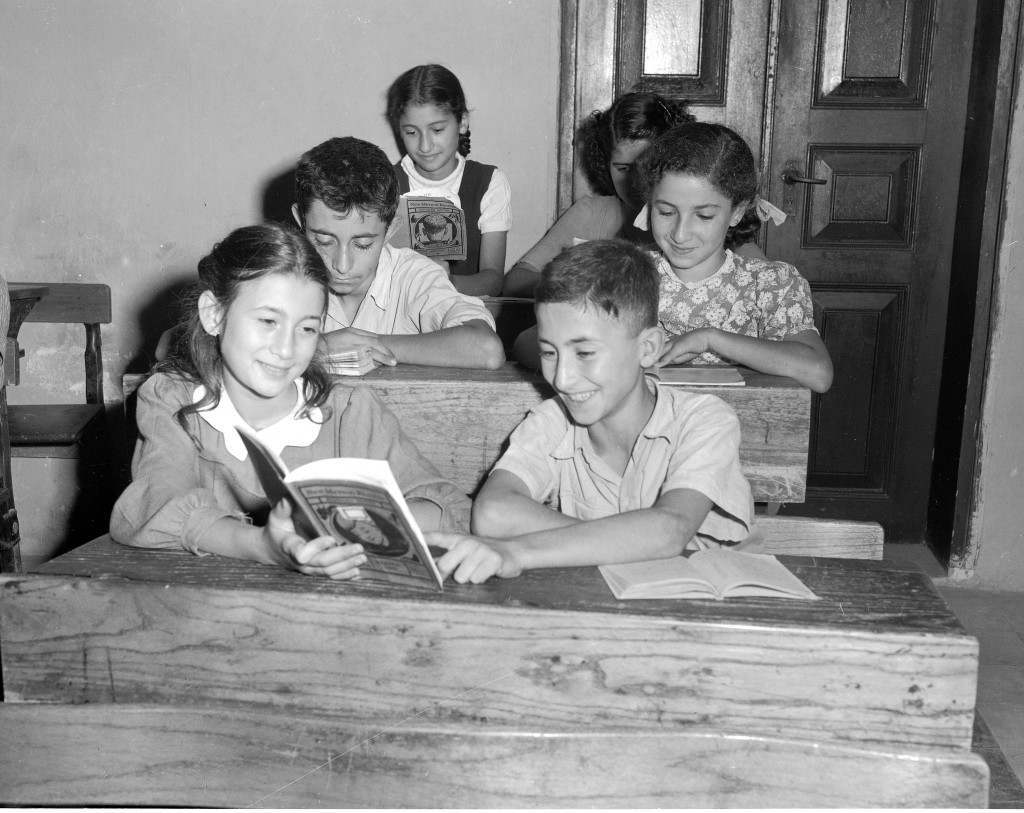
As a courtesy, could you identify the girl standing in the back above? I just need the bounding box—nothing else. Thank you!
[386,64,511,297]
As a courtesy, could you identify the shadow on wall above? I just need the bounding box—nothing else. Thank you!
[262,167,296,225]
[123,271,198,376]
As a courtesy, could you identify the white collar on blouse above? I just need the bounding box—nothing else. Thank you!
[400,152,466,194]
[194,379,323,461]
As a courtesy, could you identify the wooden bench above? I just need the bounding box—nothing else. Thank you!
[122,364,884,558]
[0,537,987,806]
[8,282,111,458]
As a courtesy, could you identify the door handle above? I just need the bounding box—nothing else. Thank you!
[781,161,827,216]
[782,169,827,185]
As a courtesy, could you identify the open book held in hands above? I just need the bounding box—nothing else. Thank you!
[655,364,745,387]
[236,426,444,590]
[599,548,818,601]
[390,195,468,263]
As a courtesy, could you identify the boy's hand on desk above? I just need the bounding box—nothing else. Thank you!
[658,328,712,366]
[323,327,397,367]
[264,500,367,580]
[426,531,522,584]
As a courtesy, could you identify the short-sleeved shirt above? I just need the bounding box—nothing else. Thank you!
[325,243,496,335]
[657,250,818,366]
[492,381,753,546]
[399,154,511,234]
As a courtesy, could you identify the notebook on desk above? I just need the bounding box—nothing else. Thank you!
[654,365,745,386]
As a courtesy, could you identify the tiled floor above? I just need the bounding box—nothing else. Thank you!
[886,543,1024,808]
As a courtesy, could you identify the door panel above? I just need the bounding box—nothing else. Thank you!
[768,0,975,540]
[616,0,729,104]
[810,286,905,495]
[562,0,771,207]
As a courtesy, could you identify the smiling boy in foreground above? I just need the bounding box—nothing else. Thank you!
[428,239,755,583]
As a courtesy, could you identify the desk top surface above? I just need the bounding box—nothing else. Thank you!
[29,536,966,638]
[359,362,805,392]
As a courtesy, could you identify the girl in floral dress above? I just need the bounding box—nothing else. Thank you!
[637,122,833,393]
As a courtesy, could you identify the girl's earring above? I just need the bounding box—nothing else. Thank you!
[458,129,471,156]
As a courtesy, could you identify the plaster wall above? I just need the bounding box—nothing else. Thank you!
[963,41,1024,588]
[0,0,561,560]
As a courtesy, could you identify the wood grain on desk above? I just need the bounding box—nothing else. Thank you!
[3,536,976,752]
[0,702,988,808]
[348,363,810,502]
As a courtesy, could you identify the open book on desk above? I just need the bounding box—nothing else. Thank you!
[599,548,818,601]
[654,364,745,387]
[237,426,444,590]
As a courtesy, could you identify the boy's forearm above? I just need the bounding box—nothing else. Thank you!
[381,321,505,369]
[471,488,578,537]
[500,506,704,570]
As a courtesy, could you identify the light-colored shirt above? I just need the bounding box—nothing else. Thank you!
[399,153,511,233]
[657,250,819,366]
[493,381,753,546]
[110,373,471,554]
[325,243,496,334]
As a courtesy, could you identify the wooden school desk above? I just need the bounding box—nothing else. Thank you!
[0,537,987,807]
[124,363,810,503]
[347,362,809,503]
[120,363,882,557]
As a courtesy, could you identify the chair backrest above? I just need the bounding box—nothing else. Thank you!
[21,282,111,405]
[23,283,112,326]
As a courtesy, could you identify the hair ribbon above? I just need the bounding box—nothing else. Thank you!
[754,196,787,226]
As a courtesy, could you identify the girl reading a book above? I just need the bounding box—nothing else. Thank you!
[110,223,469,578]
[639,123,834,393]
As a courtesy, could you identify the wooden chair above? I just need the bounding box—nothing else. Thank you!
[7,283,111,458]
[0,383,21,572]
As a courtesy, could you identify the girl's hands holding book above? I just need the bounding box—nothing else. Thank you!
[262,500,367,579]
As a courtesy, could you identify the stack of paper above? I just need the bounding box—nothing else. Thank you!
[323,350,380,377]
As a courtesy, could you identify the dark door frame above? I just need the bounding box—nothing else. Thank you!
[928,0,1022,570]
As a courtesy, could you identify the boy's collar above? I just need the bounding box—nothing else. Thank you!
[551,376,672,460]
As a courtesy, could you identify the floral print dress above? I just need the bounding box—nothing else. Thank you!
[656,249,818,365]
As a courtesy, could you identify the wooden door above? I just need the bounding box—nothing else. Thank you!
[765,0,976,542]
[559,0,771,209]
[562,0,977,543]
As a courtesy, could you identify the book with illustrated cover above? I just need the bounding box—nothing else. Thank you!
[655,364,745,387]
[390,195,468,263]
[323,349,381,377]
[599,548,818,601]
[236,426,444,590]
